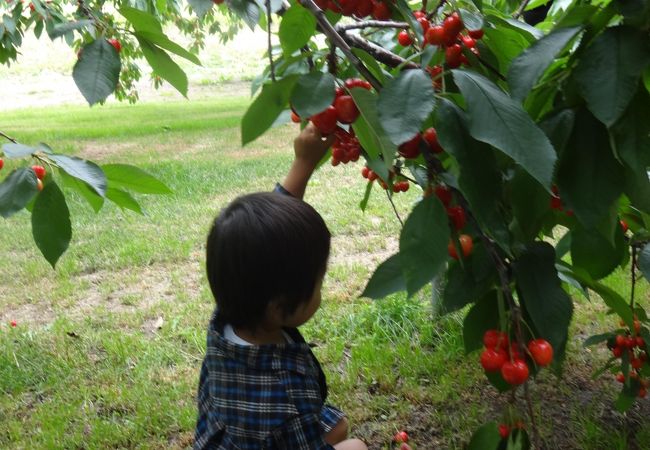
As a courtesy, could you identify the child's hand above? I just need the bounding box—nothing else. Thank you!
[293,123,335,170]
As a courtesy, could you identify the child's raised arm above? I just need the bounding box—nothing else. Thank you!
[281,123,335,199]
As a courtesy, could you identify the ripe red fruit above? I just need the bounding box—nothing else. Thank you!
[331,158,340,166]
[616,372,626,383]
[29,3,35,12]
[362,166,370,179]
[344,78,372,90]
[371,1,390,20]
[639,388,648,398]
[422,127,444,153]
[108,38,122,53]
[0,158,3,170]
[425,26,446,46]
[627,336,637,348]
[501,359,529,385]
[212,0,224,3]
[355,0,373,17]
[311,106,338,135]
[10,320,17,327]
[413,10,425,19]
[483,329,508,349]
[468,29,484,39]
[36,178,44,192]
[32,165,46,180]
[398,134,421,159]
[528,339,554,367]
[447,205,466,230]
[338,0,359,15]
[461,35,476,48]
[393,430,409,443]
[443,12,464,37]
[397,30,413,46]
[616,335,626,347]
[291,111,301,123]
[632,358,644,369]
[634,319,641,333]
[612,346,623,358]
[481,348,507,372]
[448,234,473,260]
[445,44,463,68]
[637,337,645,348]
[434,185,452,206]
[417,17,430,32]
[498,424,510,439]
[334,95,360,124]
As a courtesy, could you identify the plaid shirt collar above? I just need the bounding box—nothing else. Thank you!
[208,320,319,378]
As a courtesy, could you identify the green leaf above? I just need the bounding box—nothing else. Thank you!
[615,391,636,412]
[290,72,335,119]
[134,31,201,65]
[399,196,450,297]
[509,169,549,241]
[187,0,214,18]
[50,154,107,197]
[2,143,36,158]
[508,26,581,102]
[352,48,386,84]
[359,180,372,212]
[483,25,532,73]
[242,76,298,145]
[452,70,556,190]
[48,19,93,39]
[436,99,509,249]
[467,422,501,450]
[640,243,650,283]
[538,108,575,157]
[72,39,121,106]
[106,187,144,214]
[0,168,38,218]
[137,37,188,97]
[228,0,261,30]
[515,242,573,354]
[556,108,625,228]
[463,290,500,355]
[574,26,650,127]
[119,6,163,33]
[442,244,496,314]
[571,224,625,280]
[360,254,406,299]
[377,69,436,145]
[583,333,614,348]
[60,171,104,213]
[278,5,316,55]
[31,182,71,268]
[101,164,172,194]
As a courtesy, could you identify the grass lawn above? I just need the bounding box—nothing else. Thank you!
[1,95,649,449]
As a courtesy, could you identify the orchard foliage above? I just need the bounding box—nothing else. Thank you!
[2,0,650,447]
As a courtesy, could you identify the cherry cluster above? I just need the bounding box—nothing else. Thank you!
[360,167,410,193]
[397,127,444,159]
[0,161,45,191]
[480,330,554,386]
[498,421,525,440]
[609,317,649,397]
[429,184,474,260]
[549,185,574,216]
[332,128,361,165]
[313,0,392,20]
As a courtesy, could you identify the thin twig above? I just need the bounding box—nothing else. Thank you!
[523,380,541,446]
[337,20,410,31]
[341,32,419,69]
[0,131,17,143]
[301,0,383,90]
[300,45,315,70]
[385,189,404,227]
[266,0,276,82]
[327,42,337,75]
[513,0,532,19]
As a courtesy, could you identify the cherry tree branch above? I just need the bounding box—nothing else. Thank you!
[340,32,419,69]
[427,0,447,20]
[336,20,410,31]
[0,131,17,144]
[513,0,532,19]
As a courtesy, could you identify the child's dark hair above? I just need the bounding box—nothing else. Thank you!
[206,192,331,330]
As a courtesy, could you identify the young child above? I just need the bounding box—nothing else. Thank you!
[194,124,368,450]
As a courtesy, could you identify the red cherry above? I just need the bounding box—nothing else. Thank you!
[398,134,421,159]
[498,424,510,439]
[355,0,373,17]
[480,348,507,372]
[616,372,626,383]
[443,12,464,37]
[434,185,453,206]
[509,342,523,360]
[612,346,623,358]
[616,335,626,347]
[445,44,463,68]
[483,329,508,349]
[397,30,413,46]
[413,10,425,19]
[393,430,409,443]
[447,206,466,230]
[291,111,301,123]
[362,166,370,179]
[371,1,390,20]
[501,359,529,385]
[368,170,378,181]
[417,17,430,33]
[0,158,4,170]
[344,78,372,90]
[448,234,473,260]
[627,336,637,348]
[338,0,359,15]
[334,95,360,124]
[108,38,122,53]
[639,388,648,398]
[528,339,554,367]
[425,26,446,46]
[632,358,644,369]
[468,29,484,39]
[32,165,46,180]
[461,35,476,48]
[331,158,340,166]
[10,320,17,327]
[422,127,443,153]
[311,106,338,135]
[637,337,645,348]
[29,3,35,12]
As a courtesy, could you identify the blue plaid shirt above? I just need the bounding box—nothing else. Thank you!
[194,317,345,449]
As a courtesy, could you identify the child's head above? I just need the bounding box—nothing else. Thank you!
[206,192,331,331]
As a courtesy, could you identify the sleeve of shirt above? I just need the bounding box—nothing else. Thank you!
[271,413,336,450]
[273,183,293,197]
[319,404,346,434]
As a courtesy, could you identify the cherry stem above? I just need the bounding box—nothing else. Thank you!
[0,131,17,144]
[265,0,276,82]
[513,0,532,19]
[385,189,404,227]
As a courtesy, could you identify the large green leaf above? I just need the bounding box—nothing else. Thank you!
[442,244,497,314]
[483,25,532,73]
[31,182,71,268]
[2,143,36,158]
[377,69,435,145]
[241,76,298,145]
[574,26,650,127]
[289,72,335,119]
[467,422,501,450]
[60,172,104,213]
[571,225,626,280]
[515,242,573,353]
[137,37,188,97]
[360,254,406,299]
[463,290,500,355]
[50,154,107,197]
[228,0,260,30]
[48,19,93,39]
[436,99,509,249]
[556,108,625,228]
[101,164,172,194]
[538,108,575,157]
[134,31,201,65]
[72,39,121,106]
[508,26,581,102]
[120,6,163,33]
[509,169,549,241]
[0,168,38,218]
[106,187,144,215]
[399,196,450,297]
[639,243,650,283]
[452,70,556,190]
[278,5,316,56]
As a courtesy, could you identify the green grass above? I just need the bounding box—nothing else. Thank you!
[1,97,649,449]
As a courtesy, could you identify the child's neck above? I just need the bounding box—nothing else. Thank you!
[234,324,286,345]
